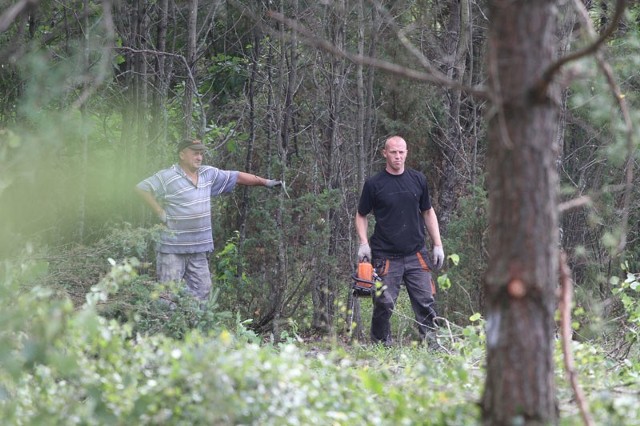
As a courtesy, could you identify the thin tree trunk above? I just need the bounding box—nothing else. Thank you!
[364,6,378,166]
[311,0,347,335]
[272,0,297,340]
[438,0,470,235]
[348,0,367,341]
[119,1,136,150]
[481,1,559,424]
[78,0,90,242]
[151,0,169,148]
[183,0,198,139]
[237,25,261,279]
[135,0,148,159]
[323,5,346,334]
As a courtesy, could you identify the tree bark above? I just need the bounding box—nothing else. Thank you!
[348,0,368,341]
[150,0,170,148]
[481,1,560,425]
[78,0,90,242]
[183,0,198,139]
[237,20,261,280]
[437,0,470,235]
[314,0,351,335]
[135,0,148,159]
[271,0,297,340]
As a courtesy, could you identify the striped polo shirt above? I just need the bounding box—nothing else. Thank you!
[137,164,239,254]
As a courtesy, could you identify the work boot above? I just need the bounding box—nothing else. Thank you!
[423,329,439,350]
[371,338,393,348]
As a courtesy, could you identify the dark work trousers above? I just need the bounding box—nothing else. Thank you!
[371,248,437,344]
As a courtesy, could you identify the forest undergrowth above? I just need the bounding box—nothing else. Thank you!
[1,240,639,426]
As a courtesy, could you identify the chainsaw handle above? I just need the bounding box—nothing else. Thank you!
[352,273,374,285]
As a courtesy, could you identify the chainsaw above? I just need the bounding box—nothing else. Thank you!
[347,257,383,334]
[351,257,382,298]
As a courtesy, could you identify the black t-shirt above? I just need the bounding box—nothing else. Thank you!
[357,168,432,257]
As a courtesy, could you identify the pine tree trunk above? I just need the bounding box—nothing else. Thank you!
[481,1,560,425]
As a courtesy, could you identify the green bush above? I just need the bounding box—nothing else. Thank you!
[37,224,158,307]
[439,186,488,324]
[3,249,640,425]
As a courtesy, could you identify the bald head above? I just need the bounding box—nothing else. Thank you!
[385,136,407,150]
[383,136,408,175]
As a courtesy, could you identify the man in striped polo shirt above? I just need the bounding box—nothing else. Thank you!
[136,138,281,301]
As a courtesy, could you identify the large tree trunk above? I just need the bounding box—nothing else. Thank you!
[481,1,560,425]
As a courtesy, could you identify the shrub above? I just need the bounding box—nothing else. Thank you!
[3,249,640,425]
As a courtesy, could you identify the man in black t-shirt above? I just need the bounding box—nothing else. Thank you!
[355,136,445,346]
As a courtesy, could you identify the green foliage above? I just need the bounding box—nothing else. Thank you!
[2,1,640,423]
[558,18,640,339]
[0,252,483,425]
[215,231,250,290]
[31,225,159,306]
[212,231,258,323]
[437,253,461,291]
[50,227,237,339]
[438,185,488,323]
[100,277,234,340]
[211,185,349,334]
[610,262,640,348]
[0,261,74,383]
[2,252,640,424]
[202,53,250,108]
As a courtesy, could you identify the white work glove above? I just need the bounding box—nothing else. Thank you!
[265,179,282,188]
[158,210,167,223]
[358,243,371,262]
[432,245,445,271]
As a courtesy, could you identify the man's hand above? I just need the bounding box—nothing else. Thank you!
[358,243,371,262]
[432,245,445,270]
[265,179,282,188]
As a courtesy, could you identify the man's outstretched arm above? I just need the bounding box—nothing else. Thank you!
[236,172,281,188]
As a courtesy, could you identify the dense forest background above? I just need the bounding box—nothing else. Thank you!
[2,0,637,338]
[1,1,640,424]
[1,0,496,336]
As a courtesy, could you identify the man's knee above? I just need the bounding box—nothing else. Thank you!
[373,297,395,316]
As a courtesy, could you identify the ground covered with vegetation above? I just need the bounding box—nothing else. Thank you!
[1,245,639,426]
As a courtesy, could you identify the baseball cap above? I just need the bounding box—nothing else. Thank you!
[178,139,206,153]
